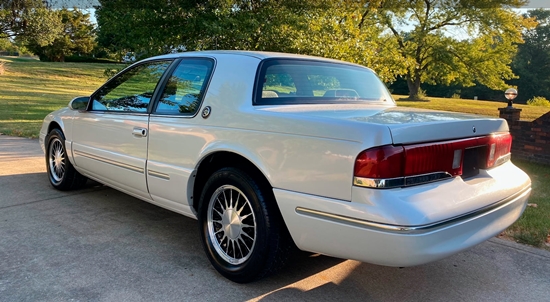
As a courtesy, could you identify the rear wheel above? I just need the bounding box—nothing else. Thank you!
[45,128,87,190]
[198,167,291,283]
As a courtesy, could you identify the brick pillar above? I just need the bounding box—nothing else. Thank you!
[498,107,522,123]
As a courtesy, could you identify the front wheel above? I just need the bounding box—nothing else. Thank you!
[198,167,291,283]
[45,128,87,190]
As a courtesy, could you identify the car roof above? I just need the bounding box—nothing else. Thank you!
[147,50,366,68]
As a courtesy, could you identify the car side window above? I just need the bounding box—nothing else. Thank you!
[91,60,172,112]
[154,59,214,115]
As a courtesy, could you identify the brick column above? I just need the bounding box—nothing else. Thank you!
[498,107,522,123]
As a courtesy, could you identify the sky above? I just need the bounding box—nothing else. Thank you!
[523,0,550,8]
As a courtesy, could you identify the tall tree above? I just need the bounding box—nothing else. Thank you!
[94,1,386,69]
[510,9,550,103]
[366,0,535,99]
[0,0,62,46]
[26,7,95,61]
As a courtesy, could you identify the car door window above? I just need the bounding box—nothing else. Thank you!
[91,60,172,112]
[154,59,214,115]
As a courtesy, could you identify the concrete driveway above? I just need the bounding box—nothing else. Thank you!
[1,135,549,302]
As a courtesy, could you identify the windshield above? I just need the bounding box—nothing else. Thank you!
[254,59,393,105]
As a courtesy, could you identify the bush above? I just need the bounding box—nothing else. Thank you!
[527,96,550,107]
[415,88,428,100]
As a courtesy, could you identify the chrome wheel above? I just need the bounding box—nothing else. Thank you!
[207,185,257,265]
[48,137,66,184]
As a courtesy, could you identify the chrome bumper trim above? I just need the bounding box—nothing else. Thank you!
[74,150,144,174]
[296,186,530,234]
[354,172,453,189]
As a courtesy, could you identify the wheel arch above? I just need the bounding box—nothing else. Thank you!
[43,114,75,166]
[47,120,63,134]
[191,150,274,212]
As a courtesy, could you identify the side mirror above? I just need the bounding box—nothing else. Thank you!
[68,96,89,110]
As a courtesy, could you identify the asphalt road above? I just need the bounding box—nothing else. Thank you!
[1,135,549,302]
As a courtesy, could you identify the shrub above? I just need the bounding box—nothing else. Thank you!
[416,88,427,99]
[527,96,550,107]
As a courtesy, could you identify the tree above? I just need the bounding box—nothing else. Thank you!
[0,0,62,46]
[364,0,535,99]
[26,7,95,61]
[95,0,312,59]
[510,9,550,103]
[96,0,200,61]
[94,1,389,70]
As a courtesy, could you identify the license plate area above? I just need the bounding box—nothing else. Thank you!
[462,146,486,179]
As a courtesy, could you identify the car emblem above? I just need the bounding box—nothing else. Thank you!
[472,126,476,133]
[202,106,211,119]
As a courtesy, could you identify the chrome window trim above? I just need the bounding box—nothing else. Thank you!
[296,186,530,234]
[83,111,150,117]
[74,150,144,174]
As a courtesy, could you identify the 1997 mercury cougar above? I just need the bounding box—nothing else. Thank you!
[40,51,531,283]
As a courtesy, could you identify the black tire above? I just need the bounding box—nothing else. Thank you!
[45,128,87,191]
[198,167,292,283]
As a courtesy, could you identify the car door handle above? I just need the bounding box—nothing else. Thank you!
[132,127,148,138]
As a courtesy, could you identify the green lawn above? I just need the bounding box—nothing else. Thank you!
[0,56,122,137]
[504,160,550,249]
[395,95,549,121]
[0,57,548,249]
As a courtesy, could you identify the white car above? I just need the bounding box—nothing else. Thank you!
[40,51,531,283]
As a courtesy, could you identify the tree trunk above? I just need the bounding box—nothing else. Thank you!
[406,74,423,100]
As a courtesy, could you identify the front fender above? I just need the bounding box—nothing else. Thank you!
[40,108,76,163]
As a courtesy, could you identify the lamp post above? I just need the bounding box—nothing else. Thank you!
[504,88,518,109]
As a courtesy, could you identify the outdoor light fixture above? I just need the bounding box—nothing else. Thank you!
[504,88,518,108]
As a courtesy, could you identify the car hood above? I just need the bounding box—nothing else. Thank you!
[260,104,508,144]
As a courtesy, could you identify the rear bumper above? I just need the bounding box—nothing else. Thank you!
[275,184,530,267]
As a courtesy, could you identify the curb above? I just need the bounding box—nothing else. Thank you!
[489,237,550,259]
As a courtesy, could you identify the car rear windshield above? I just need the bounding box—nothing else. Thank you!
[254,59,393,105]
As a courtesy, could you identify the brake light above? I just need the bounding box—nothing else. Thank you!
[354,133,512,189]
[354,145,404,179]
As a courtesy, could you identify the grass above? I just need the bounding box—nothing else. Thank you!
[504,160,550,250]
[395,95,549,121]
[0,56,548,249]
[0,56,122,137]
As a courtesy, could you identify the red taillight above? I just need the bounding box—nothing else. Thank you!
[354,133,512,188]
[354,145,404,178]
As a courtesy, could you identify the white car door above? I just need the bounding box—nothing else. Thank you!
[146,58,215,215]
[72,60,173,200]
